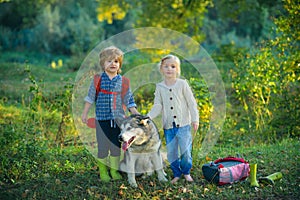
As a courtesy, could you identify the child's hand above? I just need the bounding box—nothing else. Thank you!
[81,113,88,124]
[82,102,92,124]
[192,122,199,133]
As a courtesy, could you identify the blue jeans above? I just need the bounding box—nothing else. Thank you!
[164,124,192,178]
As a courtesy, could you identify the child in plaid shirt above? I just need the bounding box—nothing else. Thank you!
[82,46,139,182]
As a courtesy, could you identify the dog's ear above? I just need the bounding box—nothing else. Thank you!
[140,115,150,120]
[130,113,141,118]
[132,114,150,120]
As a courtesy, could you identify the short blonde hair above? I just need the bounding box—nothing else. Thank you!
[99,46,123,74]
[159,54,181,76]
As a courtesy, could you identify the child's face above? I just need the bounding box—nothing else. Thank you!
[103,57,120,75]
[161,58,179,79]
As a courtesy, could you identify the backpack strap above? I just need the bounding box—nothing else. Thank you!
[121,76,129,100]
[214,156,248,164]
[94,74,101,99]
[93,74,130,111]
[121,76,130,112]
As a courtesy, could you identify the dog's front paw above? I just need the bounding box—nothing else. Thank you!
[128,178,138,187]
[157,170,168,182]
[158,175,168,182]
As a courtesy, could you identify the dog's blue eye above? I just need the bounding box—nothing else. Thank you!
[126,127,131,131]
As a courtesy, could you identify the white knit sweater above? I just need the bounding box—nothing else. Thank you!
[148,78,199,129]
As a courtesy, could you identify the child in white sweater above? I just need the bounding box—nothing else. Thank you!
[148,54,199,184]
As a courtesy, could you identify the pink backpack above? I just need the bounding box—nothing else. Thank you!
[202,156,250,185]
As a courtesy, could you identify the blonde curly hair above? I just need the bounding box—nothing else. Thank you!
[99,46,124,74]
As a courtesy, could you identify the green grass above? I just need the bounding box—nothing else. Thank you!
[0,51,299,199]
[1,137,299,199]
[0,102,299,200]
[0,51,76,103]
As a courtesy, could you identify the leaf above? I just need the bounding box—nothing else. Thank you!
[118,190,124,196]
[55,179,61,185]
[150,181,154,187]
[134,192,142,198]
[204,187,209,193]
[206,155,212,161]
[153,197,161,200]
[119,184,127,189]
[22,189,30,198]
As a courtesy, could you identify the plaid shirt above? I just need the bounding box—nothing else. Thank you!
[84,72,136,120]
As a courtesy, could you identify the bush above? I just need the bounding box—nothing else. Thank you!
[232,0,300,137]
[0,0,104,56]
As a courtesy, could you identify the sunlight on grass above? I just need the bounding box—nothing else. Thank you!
[0,48,299,199]
[0,101,299,199]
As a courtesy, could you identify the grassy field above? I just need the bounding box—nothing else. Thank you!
[0,52,299,199]
[0,104,298,199]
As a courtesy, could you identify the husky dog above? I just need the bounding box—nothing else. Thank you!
[118,114,168,187]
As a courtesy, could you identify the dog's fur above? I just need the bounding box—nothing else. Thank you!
[118,114,168,187]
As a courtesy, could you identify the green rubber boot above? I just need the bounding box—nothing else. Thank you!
[259,172,283,185]
[250,163,259,187]
[110,156,122,180]
[98,158,111,182]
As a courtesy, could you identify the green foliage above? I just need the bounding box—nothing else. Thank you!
[212,0,283,40]
[212,43,249,64]
[0,0,56,29]
[202,0,282,53]
[0,51,76,102]
[0,1,299,198]
[134,84,156,115]
[0,105,96,184]
[22,64,77,145]
[0,0,286,57]
[0,26,13,50]
[0,101,49,183]
[30,2,103,55]
[232,0,300,137]
[188,78,212,146]
[0,0,103,55]
[0,50,299,200]
[2,93,300,199]
[1,108,299,200]
[96,0,212,42]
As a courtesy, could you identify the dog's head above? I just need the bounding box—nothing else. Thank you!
[118,114,154,151]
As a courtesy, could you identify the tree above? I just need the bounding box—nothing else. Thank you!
[0,0,104,55]
[96,0,212,42]
[0,0,59,29]
[232,0,300,137]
